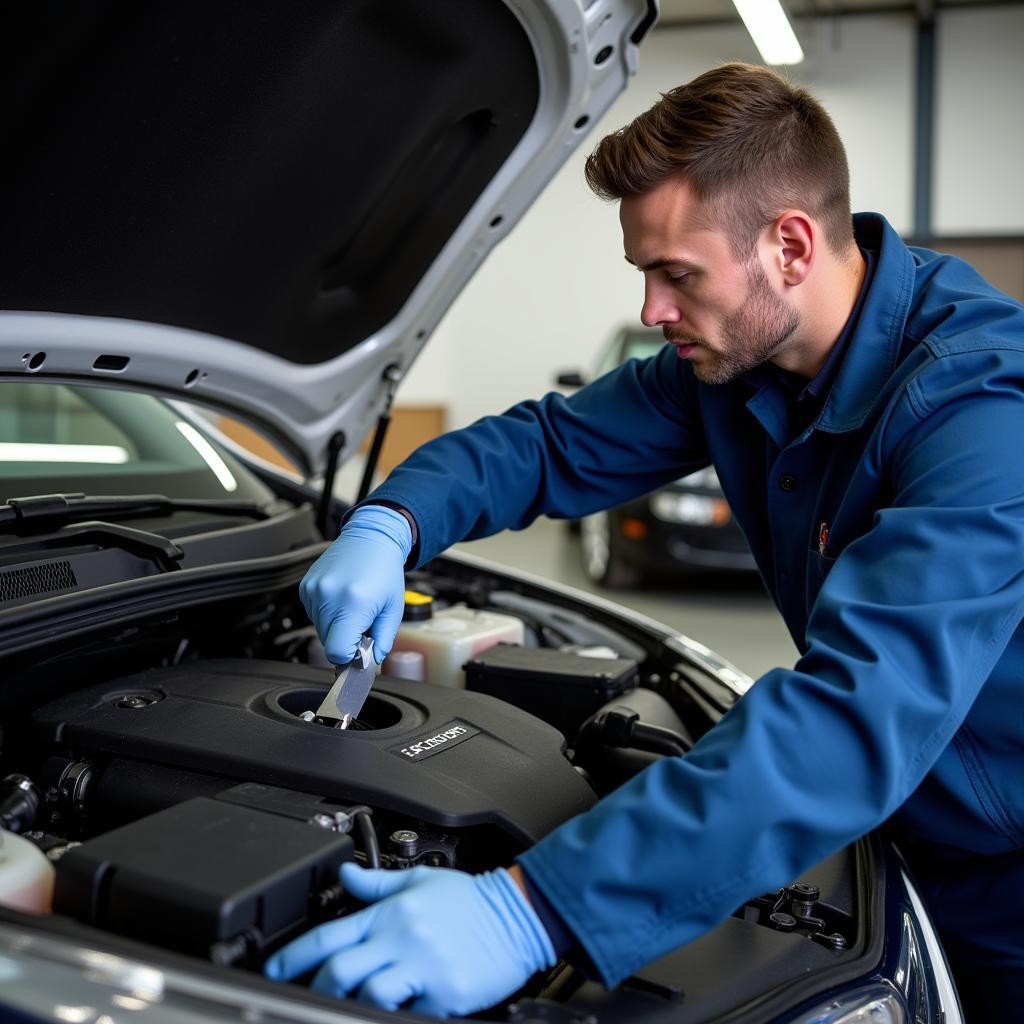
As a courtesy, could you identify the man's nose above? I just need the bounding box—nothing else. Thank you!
[640,278,680,328]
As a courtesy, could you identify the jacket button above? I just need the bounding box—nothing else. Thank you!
[779,474,798,491]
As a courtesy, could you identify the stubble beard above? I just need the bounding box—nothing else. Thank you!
[669,261,800,386]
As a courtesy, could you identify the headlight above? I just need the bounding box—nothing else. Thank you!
[677,466,721,489]
[788,984,905,1023]
[650,492,731,526]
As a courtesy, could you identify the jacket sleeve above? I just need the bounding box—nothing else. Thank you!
[365,344,708,565]
[518,349,1024,985]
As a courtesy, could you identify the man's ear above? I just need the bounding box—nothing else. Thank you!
[769,211,814,286]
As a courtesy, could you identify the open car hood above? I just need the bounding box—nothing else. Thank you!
[0,0,656,476]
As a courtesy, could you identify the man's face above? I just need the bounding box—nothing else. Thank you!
[620,178,799,384]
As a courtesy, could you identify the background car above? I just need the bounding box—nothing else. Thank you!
[557,326,757,586]
[0,2,959,1022]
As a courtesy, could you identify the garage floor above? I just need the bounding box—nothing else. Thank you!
[453,518,799,681]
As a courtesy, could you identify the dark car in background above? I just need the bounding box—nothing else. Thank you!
[0,3,960,1023]
[557,327,756,586]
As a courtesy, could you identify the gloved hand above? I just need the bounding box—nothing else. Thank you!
[300,505,412,665]
[264,863,556,1018]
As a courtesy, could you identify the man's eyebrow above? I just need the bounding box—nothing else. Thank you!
[623,254,701,273]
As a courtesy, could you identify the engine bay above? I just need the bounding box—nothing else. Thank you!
[0,558,870,1022]
[0,561,692,954]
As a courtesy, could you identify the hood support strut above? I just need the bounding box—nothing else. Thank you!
[316,432,347,540]
[356,365,402,505]
[316,364,402,540]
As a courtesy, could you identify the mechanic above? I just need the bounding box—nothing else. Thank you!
[266,63,1024,1019]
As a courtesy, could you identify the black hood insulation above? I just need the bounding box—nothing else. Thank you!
[2,1,539,364]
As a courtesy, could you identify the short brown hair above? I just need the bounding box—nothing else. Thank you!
[585,63,853,259]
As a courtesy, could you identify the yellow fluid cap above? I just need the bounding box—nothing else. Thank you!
[403,590,434,622]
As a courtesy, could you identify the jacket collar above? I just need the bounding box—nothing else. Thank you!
[814,212,916,434]
[737,213,915,440]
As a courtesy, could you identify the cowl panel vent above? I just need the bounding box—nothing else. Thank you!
[0,560,78,603]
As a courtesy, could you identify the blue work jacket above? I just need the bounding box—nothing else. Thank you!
[368,213,1024,985]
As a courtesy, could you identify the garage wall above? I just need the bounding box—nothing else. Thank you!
[934,5,1024,235]
[399,9,1015,433]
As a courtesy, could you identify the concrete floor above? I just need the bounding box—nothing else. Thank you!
[452,518,799,681]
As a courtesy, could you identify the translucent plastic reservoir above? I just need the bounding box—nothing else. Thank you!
[0,831,54,914]
[386,604,524,688]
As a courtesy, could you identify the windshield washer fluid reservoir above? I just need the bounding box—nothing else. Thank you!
[387,604,524,688]
[0,831,54,914]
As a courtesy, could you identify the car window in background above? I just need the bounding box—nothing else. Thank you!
[0,382,275,503]
[593,340,622,378]
[621,333,664,362]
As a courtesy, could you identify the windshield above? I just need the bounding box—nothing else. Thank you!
[0,382,274,504]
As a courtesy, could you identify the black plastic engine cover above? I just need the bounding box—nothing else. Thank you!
[30,659,597,844]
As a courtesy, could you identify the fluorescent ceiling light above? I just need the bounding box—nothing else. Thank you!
[732,0,804,65]
[175,421,238,492]
[0,442,129,463]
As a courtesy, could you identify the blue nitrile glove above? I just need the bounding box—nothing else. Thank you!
[264,863,557,1018]
[299,505,412,665]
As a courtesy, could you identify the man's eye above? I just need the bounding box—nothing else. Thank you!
[669,272,691,285]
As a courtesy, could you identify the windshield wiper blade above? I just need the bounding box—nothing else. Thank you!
[0,493,272,531]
